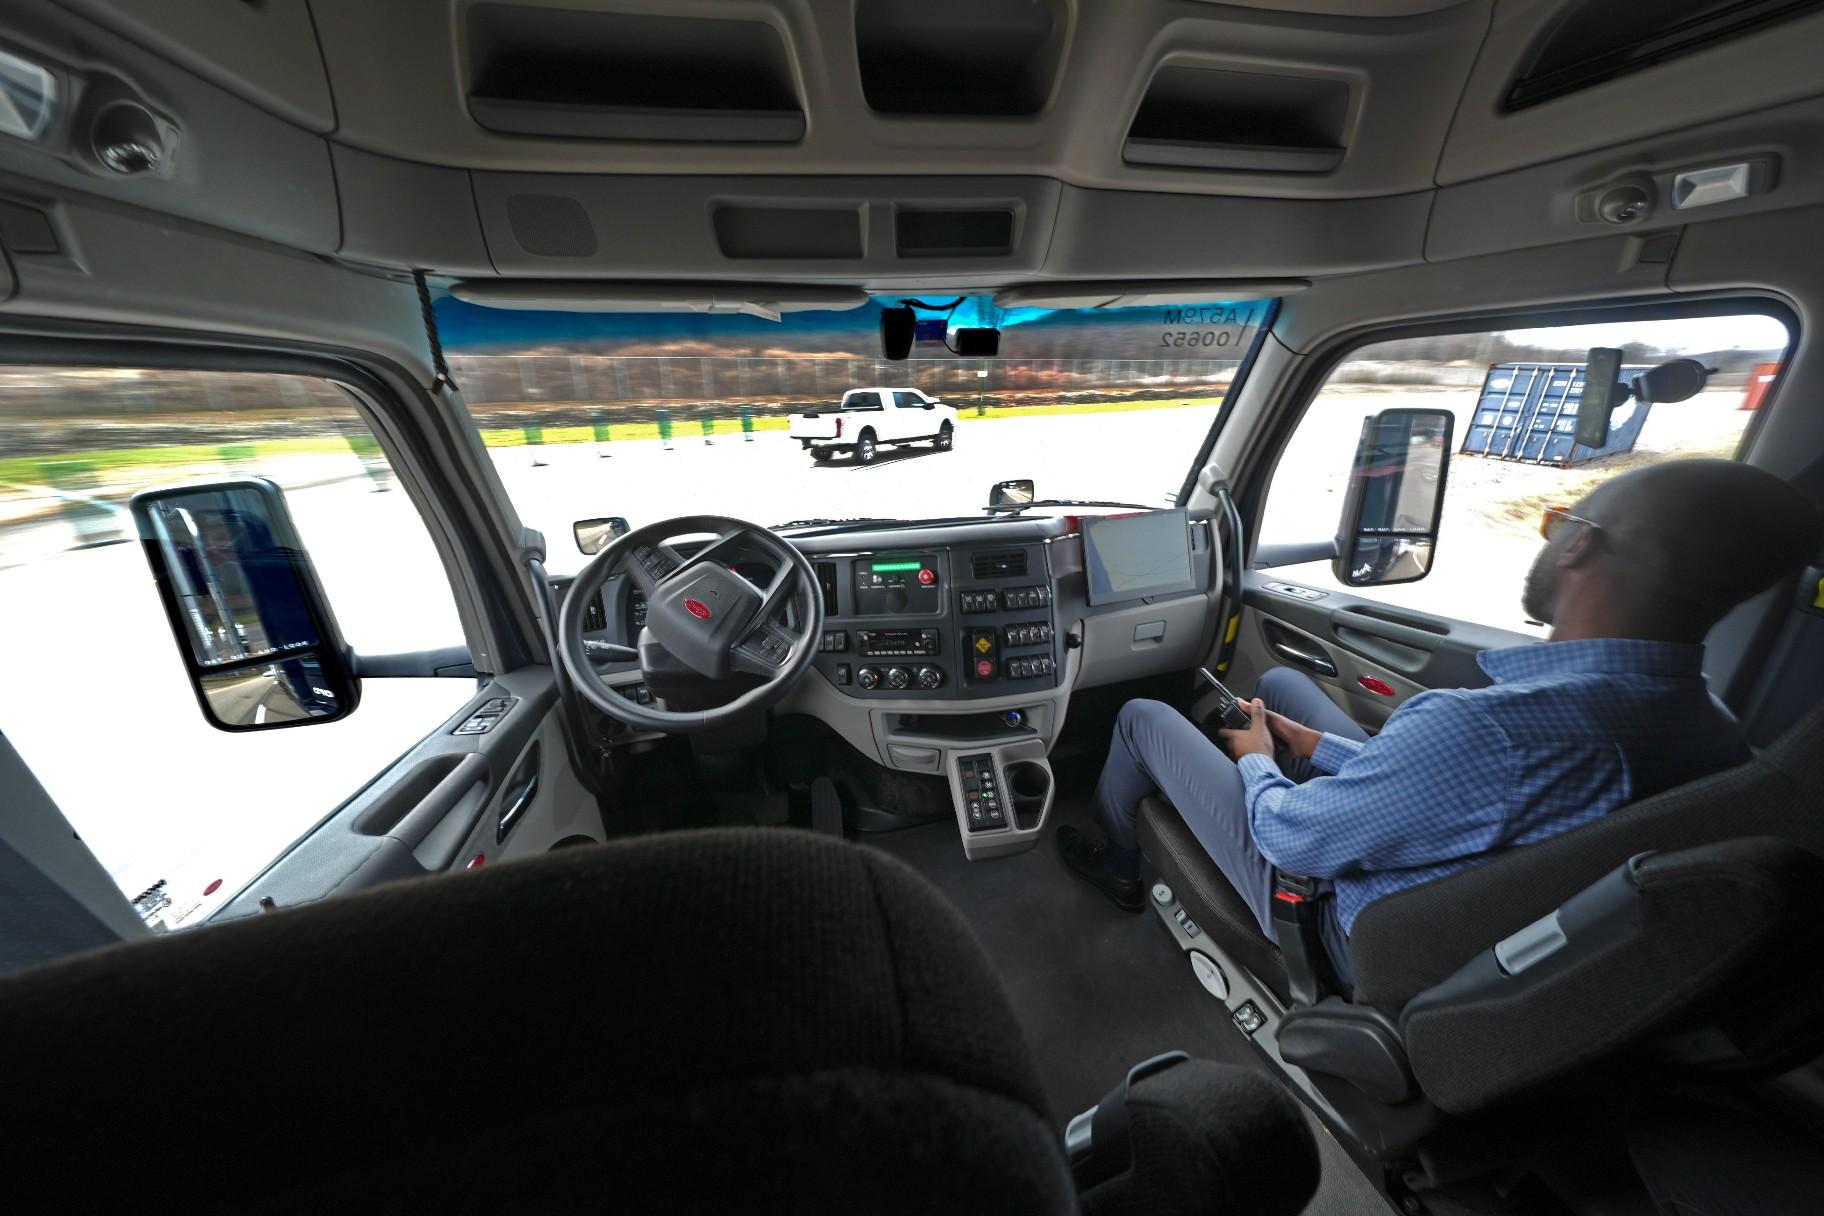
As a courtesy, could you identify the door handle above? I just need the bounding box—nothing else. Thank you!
[497,772,539,843]
[1330,607,1443,653]
[1270,640,1337,676]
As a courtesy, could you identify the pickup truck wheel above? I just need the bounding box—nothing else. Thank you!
[855,430,877,464]
[811,448,832,462]
[936,422,953,451]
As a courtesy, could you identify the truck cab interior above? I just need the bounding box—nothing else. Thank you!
[3,2,1824,1212]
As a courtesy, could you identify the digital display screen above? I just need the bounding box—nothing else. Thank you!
[1082,510,1197,606]
[870,561,924,573]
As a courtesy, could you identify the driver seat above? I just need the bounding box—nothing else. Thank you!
[0,828,1317,1213]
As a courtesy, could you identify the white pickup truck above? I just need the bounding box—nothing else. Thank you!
[788,387,957,463]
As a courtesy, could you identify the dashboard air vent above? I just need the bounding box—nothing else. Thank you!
[583,593,607,633]
[815,562,840,615]
[972,550,1028,579]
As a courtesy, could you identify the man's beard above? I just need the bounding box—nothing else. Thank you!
[1521,543,1558,624]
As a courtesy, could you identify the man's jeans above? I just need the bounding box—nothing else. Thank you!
[1094,667,1369,986]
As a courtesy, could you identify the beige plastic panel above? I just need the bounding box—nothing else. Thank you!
[50,0,336,131]
[1074,594,1217,691]
[0,3,340,254]
[1225,609,1423,732]
[308,0,1487,200]
[1438,1,1824,186]
[1429,95,1824,264]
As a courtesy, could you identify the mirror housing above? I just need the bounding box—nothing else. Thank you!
[1576,348,1713,447]
[989,478,1035,508]
[131,478,359,731]
[1333,409,1453,587]
[574,515,630,555]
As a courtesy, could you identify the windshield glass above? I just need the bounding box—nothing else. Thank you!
[440,295,1269,573]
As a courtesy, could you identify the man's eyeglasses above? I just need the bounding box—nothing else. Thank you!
[1540,506,1602,543]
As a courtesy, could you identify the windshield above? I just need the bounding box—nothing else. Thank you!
[440,295,1269,573]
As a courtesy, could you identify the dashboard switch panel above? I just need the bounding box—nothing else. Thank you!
[958,753,1006,832]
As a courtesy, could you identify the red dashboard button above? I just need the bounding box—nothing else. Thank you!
[917,568,936,585]
[975,658,995,678]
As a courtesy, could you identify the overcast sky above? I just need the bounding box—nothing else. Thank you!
[1502,313,1789,353]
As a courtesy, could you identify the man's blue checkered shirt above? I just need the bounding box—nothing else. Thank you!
[1236,638,1750,934]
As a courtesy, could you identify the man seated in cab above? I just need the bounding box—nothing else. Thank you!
[1058,459,1823,987]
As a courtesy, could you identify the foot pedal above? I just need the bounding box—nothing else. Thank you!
[810,777,843,837]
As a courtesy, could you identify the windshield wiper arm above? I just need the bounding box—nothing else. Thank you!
[985,498,1154,515]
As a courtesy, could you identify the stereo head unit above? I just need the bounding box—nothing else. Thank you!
[857,628,941,658]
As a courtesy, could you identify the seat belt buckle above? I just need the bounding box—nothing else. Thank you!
[1272,871,1321,922]
[1271,871,1335,1005]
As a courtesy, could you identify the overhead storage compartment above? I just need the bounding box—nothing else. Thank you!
[465,5,805,143]
[1124,65,1350,173]
[854,0,1068,116]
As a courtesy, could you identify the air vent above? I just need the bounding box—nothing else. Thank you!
[896,209,1015,258]
[1505,0,1824,111]
[1124,66,1349,174]
[466,5,805,142]
[855,0,1066,116]
[815,562,840,615]
[972,550,1028,579]
[583,593,607,633]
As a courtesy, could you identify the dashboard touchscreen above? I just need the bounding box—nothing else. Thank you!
[1083,510,1197,606]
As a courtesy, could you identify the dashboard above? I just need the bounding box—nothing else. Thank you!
[558,511,1218,859]
[566,512,1217,710]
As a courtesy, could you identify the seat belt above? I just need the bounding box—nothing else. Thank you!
[1271,871,1341,1007]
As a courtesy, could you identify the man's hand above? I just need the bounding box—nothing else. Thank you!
[1260,707,1323,761]
[1217,698,1274,760]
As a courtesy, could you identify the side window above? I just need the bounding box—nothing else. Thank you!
[848,392,883,411]
[1257,312,1791,635]
[0,366,473,930]
[893,391,923,408]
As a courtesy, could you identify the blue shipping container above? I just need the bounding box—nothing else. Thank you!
[1459,362,1653,467]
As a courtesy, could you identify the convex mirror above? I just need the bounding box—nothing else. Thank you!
[1333,409,1453,587]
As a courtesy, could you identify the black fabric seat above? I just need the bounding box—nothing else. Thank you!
[1351,696,1824,1015]
[0,829,1076,1212]
[1,826,1322,1214]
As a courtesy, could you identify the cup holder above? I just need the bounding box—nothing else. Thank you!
[1006,760,1051,830]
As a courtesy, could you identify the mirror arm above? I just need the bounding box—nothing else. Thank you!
[1254,539,1340,570]
[350,646,478,679]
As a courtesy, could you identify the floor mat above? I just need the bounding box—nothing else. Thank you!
[863,797,1257,1121]
[863,792,1393,1214]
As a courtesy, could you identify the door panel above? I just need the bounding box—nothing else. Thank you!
[211,667,602,921]
[1228,571,1532,730]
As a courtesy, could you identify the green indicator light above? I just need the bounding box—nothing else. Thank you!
[871,561,924,573]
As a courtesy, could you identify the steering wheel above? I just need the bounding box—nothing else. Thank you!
[556,515,824,733]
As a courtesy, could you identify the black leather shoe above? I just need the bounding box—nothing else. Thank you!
[1056,825,1143,912]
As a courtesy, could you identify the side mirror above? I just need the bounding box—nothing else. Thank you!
[989,478,1036,508]
[574,515,630,555]
[1333,409,1453,587]
[1576,347,1713,447]
[131,478,359,730]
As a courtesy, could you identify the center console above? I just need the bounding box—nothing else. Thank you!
[808,543,1062,702]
